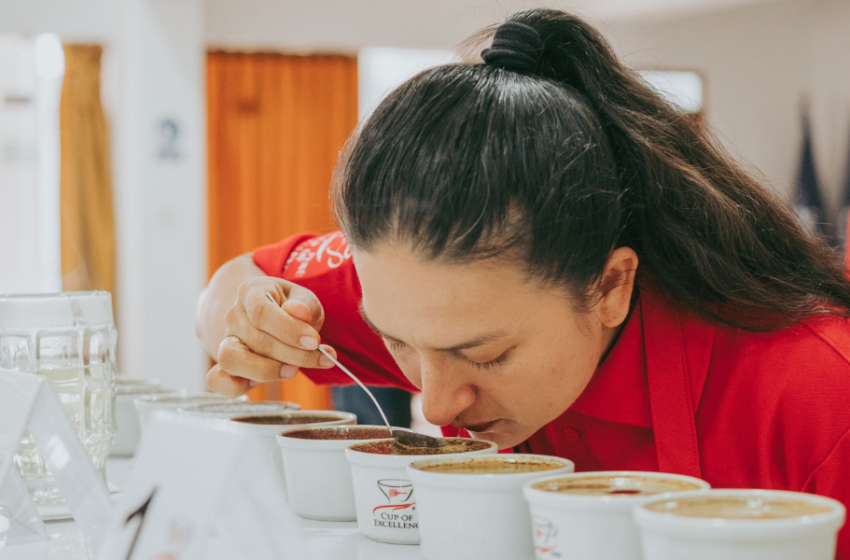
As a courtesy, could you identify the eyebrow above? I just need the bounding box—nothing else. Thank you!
[358,302,508,353]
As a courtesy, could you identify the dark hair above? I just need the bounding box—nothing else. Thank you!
[333,8,850,330]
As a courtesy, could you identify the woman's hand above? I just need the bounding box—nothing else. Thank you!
[205,276,336,397]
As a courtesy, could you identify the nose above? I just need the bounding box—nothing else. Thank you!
[418,359,476,428]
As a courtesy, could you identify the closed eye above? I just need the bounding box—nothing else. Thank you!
[386,340,407,352]
[467,349,511,370]
[386,339,511,370]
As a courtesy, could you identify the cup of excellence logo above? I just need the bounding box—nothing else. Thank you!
[372,479,417,529]
[532,516,559,558]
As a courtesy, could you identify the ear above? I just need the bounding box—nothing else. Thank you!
[597,247,639,328]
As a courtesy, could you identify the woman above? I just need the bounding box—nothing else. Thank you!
[197,9,850,556]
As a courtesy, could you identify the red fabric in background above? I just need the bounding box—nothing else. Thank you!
[254,232,418,394]
[255,232,850,558]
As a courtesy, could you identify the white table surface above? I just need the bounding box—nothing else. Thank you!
[0,459,426,560]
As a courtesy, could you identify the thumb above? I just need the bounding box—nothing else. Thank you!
[282,284,325,331]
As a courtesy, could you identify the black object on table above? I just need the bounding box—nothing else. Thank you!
[331,385,412,428]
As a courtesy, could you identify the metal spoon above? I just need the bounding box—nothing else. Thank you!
[264,292,444,449]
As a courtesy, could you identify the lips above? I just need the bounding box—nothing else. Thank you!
[458,419,501,433]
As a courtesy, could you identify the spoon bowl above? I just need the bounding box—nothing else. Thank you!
[392,427,446,449]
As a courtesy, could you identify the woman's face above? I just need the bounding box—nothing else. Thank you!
[354,243,637,449]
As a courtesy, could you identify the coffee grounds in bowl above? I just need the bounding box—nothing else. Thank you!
[644,496,833,519]
[417,457,564,474]
[531,475,703,496]
[283,427,392,440]
[351,438,491,456]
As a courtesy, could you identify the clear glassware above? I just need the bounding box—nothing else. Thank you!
[0,291,116,505]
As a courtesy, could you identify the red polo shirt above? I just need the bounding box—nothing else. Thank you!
[255,232,850,558]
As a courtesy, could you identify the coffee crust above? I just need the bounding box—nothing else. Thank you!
[283,427,392,440]
[645,496,833,519]
[418,457,565,474]
[232,414,341,425]
[350,438,491,456]
[531,475,703,496]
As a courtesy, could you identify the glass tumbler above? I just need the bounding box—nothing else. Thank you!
[0,291,117,505]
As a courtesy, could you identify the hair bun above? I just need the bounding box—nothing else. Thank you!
[481,22,543,73]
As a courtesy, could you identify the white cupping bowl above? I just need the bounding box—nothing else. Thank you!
[112,381,184,457]
[228,411,356,501]
[523,471,710,560]
[408,454,575,560]
[177,400,300,419]
[277,425,402,521]
[634,489,846,560]
[345,438,498,545]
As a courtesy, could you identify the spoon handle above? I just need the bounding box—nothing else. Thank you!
[315,346,393,433]
[264,292,393,433]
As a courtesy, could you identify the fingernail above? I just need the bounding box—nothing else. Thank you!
[249,380,259,388]
[299,336,319,350]
[319,354,334,368]
[279,364,297,379]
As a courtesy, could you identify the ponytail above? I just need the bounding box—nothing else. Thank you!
[335,8,850,330]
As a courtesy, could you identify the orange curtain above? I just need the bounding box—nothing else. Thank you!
[60,44,116,296]
[207,52,358,409]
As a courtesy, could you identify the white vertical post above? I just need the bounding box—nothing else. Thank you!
[33,33,64,294]
[114,0,207,391]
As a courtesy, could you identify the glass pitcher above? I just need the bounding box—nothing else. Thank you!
[0,291,116,505]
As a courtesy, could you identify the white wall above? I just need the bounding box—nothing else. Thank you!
[0,0,118,42]
[0,36,41,294]
[358,47,456,119]
[0,33,63,295]
[206,0,553,51]
[204,0,782,51]
[609,0,850,214]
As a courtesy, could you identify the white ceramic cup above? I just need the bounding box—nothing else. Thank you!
[634,489,846,560]
[177,400,300,419]
[228,411,356,501]
[407,454,575,560]
[115,377,161,388]
[523,471,710,560]
[112,382,184,457]
[277,425,402,521]
[134,393,248,440]
[345,438,499,545]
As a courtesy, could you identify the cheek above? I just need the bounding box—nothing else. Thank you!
[498,322,602,417]
[548,347,597,397]
[386,347,423,389]
[548,323,602,390]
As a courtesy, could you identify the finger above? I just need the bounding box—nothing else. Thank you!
[237,321,334,371]
[225,307,330,370]
[318,344,337,368]
[282,299,312,323]
[242,289,321,350]
[283,284,325,331]
[206,364,253,398]
[217,336,299,382]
